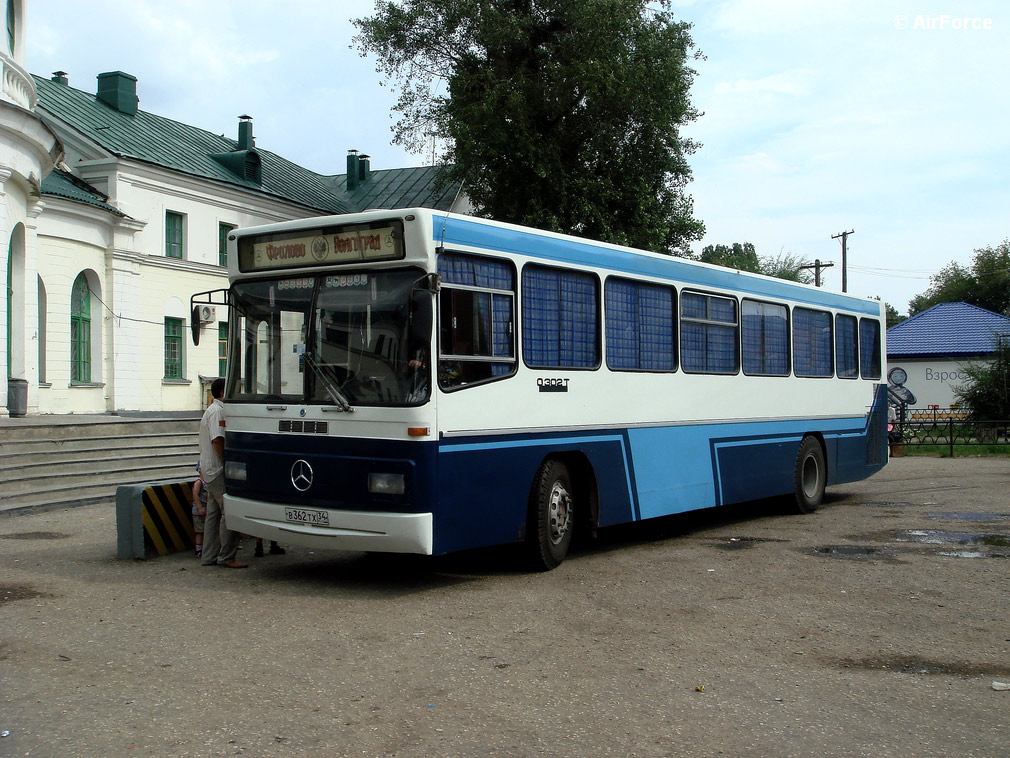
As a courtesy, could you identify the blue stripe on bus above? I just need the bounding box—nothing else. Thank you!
[434,413,879,549]
[227,404,885,555]
[433,214,880,316]
[434,431,640,552]
[440,433,628,454]
[710,434,805,507]
[441,431,643,523]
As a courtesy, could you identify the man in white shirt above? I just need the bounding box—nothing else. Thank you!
[199,378,246,568]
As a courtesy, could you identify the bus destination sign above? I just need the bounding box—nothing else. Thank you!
[241,224,403,272]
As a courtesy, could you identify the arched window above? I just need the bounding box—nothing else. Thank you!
[70,273,91,382]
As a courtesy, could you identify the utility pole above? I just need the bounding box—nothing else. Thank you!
[831,230,854,292]
[798,258,835,287]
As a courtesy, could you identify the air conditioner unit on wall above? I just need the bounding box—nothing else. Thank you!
[198,305,217,323]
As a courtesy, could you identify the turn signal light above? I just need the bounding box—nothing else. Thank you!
[407,427,429,437]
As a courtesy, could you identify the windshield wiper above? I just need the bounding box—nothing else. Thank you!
[304,352,354,412]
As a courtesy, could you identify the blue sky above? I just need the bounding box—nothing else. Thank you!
[28,0,1009,314]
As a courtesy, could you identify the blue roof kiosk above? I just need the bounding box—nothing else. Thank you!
[886,302,1010,409]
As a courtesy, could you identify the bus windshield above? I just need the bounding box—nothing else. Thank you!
[227,268,431,406]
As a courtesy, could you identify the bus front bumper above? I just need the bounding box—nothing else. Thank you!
[224,494,434,555]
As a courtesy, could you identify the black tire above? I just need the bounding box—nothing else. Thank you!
[527,459,574,571]
[793,436,826,514]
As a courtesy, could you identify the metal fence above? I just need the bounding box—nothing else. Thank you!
[894,407,1010,454]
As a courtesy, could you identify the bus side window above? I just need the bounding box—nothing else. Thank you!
[835,314,858,379]
[741,299,789,376]
[522,264,600,369]
[793,307,833,378]
[437,252,516,389]
[605,277,676,372]
[859,318,882,379]
[681,291,739,374]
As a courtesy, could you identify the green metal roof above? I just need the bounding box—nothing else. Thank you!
[34,74,348,214]
[32,74,461,215]
[41,168,127,216]
[327,165,461,211]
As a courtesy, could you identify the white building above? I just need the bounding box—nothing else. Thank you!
[886,301,1010,410]
[2,5,463,417]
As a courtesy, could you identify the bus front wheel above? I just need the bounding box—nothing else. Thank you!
[793,436,826,514]
[527,459,574,570]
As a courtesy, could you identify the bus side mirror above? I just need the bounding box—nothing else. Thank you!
[414,272,440,293]
[191,306,201,346]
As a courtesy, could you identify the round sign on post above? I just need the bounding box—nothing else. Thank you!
[888,367,907,386]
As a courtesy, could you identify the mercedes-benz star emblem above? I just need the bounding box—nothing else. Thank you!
[290,459,314,492]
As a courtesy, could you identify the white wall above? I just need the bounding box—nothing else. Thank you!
[32,154,315,414]
[35,227,106,413]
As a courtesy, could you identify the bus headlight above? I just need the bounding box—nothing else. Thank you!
[368,473,405,495]
[225,461,247,482]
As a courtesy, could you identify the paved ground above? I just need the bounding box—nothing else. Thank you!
[1,456,1008,757]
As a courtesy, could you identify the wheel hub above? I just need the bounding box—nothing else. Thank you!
[548,481,572,545]
[802,455,820,498]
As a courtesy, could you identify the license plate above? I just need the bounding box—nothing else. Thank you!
[284,507,330,526]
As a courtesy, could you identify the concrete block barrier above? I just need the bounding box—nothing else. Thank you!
[116,479,195,559]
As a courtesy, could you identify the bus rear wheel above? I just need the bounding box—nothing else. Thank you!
[793,436,826,514]
[527,459,574,571]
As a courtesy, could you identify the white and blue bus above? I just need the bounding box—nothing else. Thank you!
[193,208,887,569]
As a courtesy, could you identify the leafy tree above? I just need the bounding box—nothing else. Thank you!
[909,240,1010,316]
[353,0,705,254]
[699,242,813,284]
[953,336,1010,420]
[699,242,760,272]
[883,302,906,328]
[760,252,813,285]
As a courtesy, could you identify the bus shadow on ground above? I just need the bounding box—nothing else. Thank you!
[253,551,488,595]
[581,492,830,559]
[257,492,834,587]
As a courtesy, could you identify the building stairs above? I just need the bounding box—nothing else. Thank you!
[0,416,201,515]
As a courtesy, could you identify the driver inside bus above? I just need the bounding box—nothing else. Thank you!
[404,294,430,402]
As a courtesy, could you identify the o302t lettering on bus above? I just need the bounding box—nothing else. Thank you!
[537,378,569,393]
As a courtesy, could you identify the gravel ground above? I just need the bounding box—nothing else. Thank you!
[1,455,1008,757]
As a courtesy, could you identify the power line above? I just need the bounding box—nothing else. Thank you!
[87,286,190,328]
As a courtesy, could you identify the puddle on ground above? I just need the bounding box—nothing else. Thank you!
[936,551,1004,559]
[859,502,915,509]
[709,536,789,551]
[809,545,898,560]
[0,584,51,603]
[895,530,1010,559]
[0,531,69,540]
[926,512,1009,523]
[899,530,1010,547]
